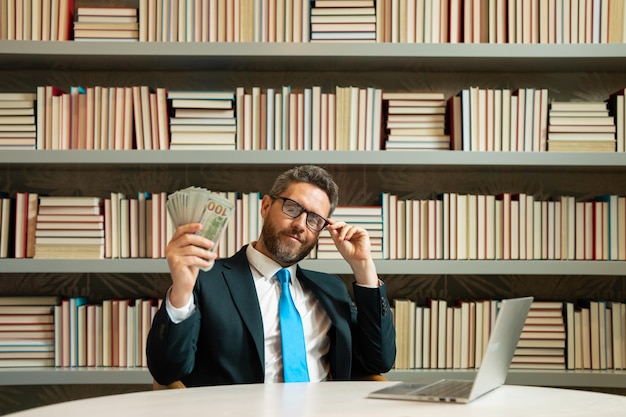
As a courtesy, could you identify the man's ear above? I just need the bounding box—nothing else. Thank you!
[260,194,273,219]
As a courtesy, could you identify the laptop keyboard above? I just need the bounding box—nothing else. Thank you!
[415,380,473,398]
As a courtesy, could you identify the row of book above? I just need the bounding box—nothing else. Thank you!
[0,296,160,368]
[3,86,626,151]
[382,192,626,261]
[5,191,626,261]
[393,298,626,371]
[24,86,170,151]
[449,88,625,152]
[4,192,260,260]
[8,192,380,260]
[2,1,626,44]
[382,0,626,44]
[236,86,385,151]
[0,0,73,41]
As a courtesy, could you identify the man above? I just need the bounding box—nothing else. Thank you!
[147,165,395,386]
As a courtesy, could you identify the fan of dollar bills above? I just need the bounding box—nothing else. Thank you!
[167,187,235,267]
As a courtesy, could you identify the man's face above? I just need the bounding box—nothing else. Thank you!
[257,182,331,266]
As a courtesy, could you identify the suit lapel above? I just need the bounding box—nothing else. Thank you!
[222,247,265,368]
[296,267,350,325]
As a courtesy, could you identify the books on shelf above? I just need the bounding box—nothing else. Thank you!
[3,83,626,151]
[0,296,59,368]
[512,301,566,370]
[392,298,626,371]
[310,0,376,42]
[168,90,237,150]
[4,189,626,262]
[0,93,36,150]
[51,296,160,368]
[0,0,74,41]
[33,85,170,150]
[1,0,626,44]
[34,196,105,259]
[379,192,626,262]
[547,101,616,152]
[74,6,138,41]
[608,88,626,152]
[382,92,450,151]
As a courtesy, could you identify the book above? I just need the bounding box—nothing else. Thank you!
[0,358,55,367]
[0,315,53,324]
[76,7,138,17]
[547,141,616,152]
[167,91,235,100]
[73,22,139,30]
[548,125,616,133]
[38,196,102,214]
[0,296,60,306]
[311,7,376,15]
[548,132,616,141]
[550,101,608,112]
[74,29,139,39]
[0,306,54,314]
[171,99,234,109]
[77,15,138,23]
[313,0,375,7]
[549,116,615,126]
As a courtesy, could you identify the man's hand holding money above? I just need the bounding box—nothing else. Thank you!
[165,223,218,308]
[165,187,234,308]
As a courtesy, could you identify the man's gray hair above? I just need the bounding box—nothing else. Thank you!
[267,165,339,216]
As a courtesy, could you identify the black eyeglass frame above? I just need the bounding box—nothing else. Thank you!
[270,195,330,232]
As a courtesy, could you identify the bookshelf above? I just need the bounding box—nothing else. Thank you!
[3,148,626,166]
[4,258,626,276]
[2,40,626,397]
[2,41,626,72]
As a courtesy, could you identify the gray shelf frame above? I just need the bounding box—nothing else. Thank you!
[1,150,626,169]
[2,259,626,275]
[1,42,626,72]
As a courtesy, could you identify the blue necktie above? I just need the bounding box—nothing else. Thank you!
[276,268,309,382]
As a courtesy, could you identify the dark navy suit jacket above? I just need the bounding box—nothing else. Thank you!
[147,245,396,386]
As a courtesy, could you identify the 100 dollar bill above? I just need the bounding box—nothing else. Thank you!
[167,187,234,271]
[196,192,234,250]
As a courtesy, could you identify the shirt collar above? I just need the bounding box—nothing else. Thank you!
[246,242,297,282]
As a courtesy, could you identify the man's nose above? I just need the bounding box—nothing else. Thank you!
[291,212,308,230]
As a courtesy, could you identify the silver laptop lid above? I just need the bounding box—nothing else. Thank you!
[469,296,534,400]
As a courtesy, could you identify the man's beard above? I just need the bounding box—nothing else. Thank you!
[261,221,316,265]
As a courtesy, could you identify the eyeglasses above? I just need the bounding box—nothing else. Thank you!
[271,196,329,232]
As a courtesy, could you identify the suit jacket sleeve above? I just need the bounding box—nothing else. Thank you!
[146,296,202,385]
[350,281,396,376]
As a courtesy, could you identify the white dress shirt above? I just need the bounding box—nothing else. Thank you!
[166,243,332,382]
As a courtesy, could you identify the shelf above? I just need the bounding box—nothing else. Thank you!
[387,369,626,388]
[2,38,625,397]
[1,150,626,170]
[0,367,152,386]
[2,42,626,72]
[1,367,624,388]
[0,259,170,274]
[3,259,626,276]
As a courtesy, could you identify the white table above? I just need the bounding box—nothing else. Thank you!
[6,381,626,417]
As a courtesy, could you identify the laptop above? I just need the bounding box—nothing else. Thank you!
[367,296,534,404]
